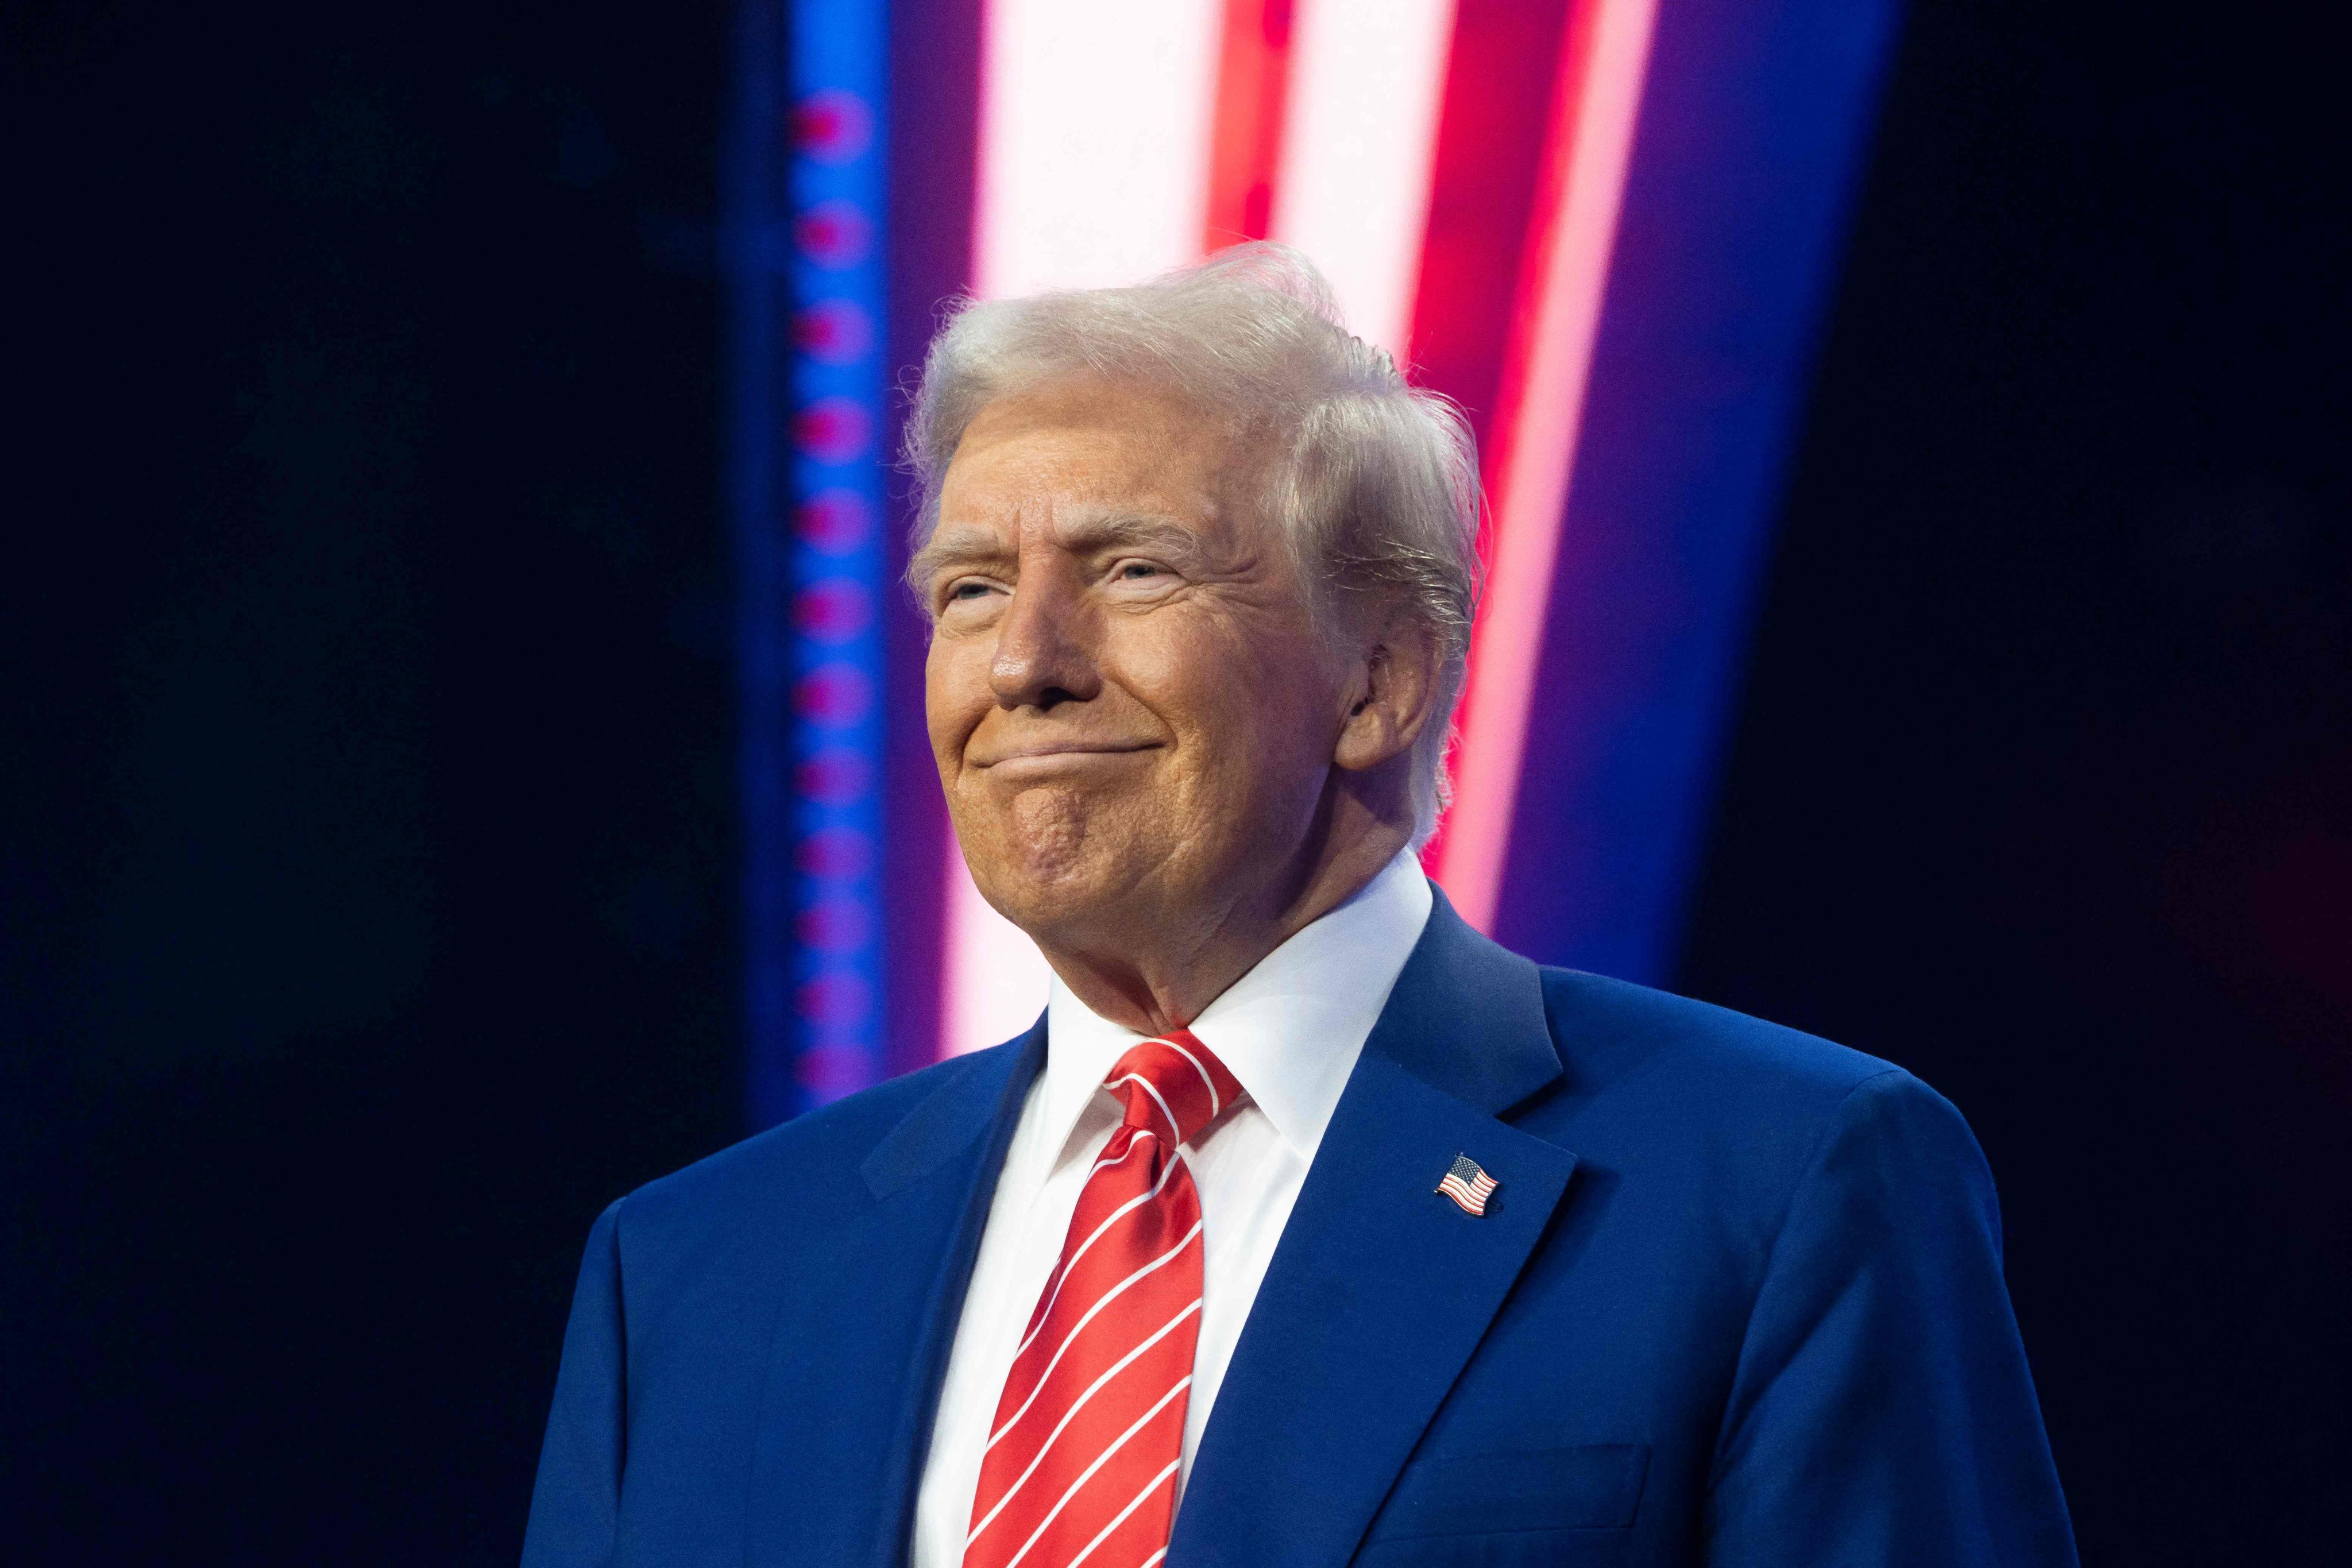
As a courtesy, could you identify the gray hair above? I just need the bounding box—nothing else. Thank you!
[902,243,1482,845]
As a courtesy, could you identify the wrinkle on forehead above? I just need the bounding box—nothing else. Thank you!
[906,377,1314,620]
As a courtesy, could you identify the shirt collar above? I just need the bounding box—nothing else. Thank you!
[1040,848,1435,1163]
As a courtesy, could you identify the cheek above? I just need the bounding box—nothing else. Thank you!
[1128,619,1338,752]
[924,632,989,758]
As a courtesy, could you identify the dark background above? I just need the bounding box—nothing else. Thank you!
[3,0,2344,1562]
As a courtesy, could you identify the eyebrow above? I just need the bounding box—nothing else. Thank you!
[1057,512,1214,568]
[908,511,1215,585]
[906,525,1009,586]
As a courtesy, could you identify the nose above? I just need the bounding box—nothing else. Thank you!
[988,565,1101,711]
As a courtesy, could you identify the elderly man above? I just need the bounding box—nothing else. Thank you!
[522,249,2074,1568]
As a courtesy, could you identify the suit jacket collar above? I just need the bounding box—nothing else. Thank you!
[861,1018,1046,1201]
[1357,883,1563,1115]
[1169,886,1577,1567]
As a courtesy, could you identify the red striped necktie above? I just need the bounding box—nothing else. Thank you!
[961,1029,1243,1568]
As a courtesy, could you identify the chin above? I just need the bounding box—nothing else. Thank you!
[960,792,1172,940]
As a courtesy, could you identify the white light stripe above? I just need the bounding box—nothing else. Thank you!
[1155,1037,1220,1117]
[1269,0,1458,357]
[965,1299,1202,1547]
[1437,0,1662,930]
[1001,1394,1191,1568]
[947,0,1227,1063]
[1106,1072,1183,1146]
[975,0,1223,298]
[1062,1457,1185,1568]
[1008,1143,1182,1367]
[1140,1552,1168,1568]
[988,1220,1205,1450]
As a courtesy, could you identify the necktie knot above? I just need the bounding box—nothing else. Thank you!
[1104,1029,1242,1149]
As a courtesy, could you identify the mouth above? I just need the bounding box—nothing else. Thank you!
[968,740,1160,774]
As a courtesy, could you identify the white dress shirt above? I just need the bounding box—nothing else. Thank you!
[909,849,1434,1568]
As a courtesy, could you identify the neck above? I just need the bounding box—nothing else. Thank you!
[1037,810,1414,1037]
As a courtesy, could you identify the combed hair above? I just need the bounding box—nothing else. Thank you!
[902,243,1483,845]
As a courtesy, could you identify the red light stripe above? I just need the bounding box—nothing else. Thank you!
[1404,0,1581,462]
[1426,0,1660,930]
[1203,0,1297,248]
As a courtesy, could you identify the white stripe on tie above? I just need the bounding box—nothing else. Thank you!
[1156,1037,1221,1117]
[986,1220,1204,1450]
[1104,1072,1182,1147]
[1007,1144,1181,1365]
[964,1297,1202,1547]
[1063,1458,1184,1568]
[998,1386,1191,1568]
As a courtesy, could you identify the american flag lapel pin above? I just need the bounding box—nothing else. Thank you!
[1436,1153,1498,1216]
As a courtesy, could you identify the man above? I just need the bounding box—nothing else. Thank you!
[522,247,2075,1567]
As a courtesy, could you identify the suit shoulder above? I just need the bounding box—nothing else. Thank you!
[610,1045,1007,1241]
[1529,965,1942,1154]
[1525,968,1987,1245]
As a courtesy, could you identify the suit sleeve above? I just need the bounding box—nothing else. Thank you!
[521,1200,627,1568]
[1703,1070,2077,1567]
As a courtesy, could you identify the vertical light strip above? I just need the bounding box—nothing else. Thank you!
[974,0,1225,298]
[1433,0,1660,932]
[1269,0,1457,357]
[943,0,1226,1058]
[733,0,891,1123]
[1202,0,1297,249]
[786,0,893,1111]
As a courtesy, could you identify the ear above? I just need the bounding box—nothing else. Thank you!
[1333,607,1444,775]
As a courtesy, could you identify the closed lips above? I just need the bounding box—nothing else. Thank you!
[971,740,1158,767]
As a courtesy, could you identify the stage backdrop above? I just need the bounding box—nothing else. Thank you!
[727,0,1902,1122]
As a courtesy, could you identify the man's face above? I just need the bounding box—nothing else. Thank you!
[919,377,1354,952]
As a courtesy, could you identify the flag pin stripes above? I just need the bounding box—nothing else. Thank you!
[1436,1154,1499,1216]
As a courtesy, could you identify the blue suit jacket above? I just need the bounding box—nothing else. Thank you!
[522,892,2075,1566]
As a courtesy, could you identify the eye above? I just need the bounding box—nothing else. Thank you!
[1114,561,1166,582]
[936,577,1006,616]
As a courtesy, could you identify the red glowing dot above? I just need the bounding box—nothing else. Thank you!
[796,748,871,804]
[796,896,872,952]
[794,299,873,366]
[795,490,870,554]
[791,90,873,164]
[794,663,874,725]
[794,200,872,268]
[794,971,872,1026]
[794,397,871,463]
[794,578,871,643]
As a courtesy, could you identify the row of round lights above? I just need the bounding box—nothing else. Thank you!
[782,47,888,1107]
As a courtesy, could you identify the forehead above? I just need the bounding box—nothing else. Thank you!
[938,379,1251,528]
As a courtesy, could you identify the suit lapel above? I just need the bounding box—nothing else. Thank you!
[744,1019,1045,1568]
[1169,893,1575,1568]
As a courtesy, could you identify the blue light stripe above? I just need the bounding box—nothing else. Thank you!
[730,0,891,1127]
